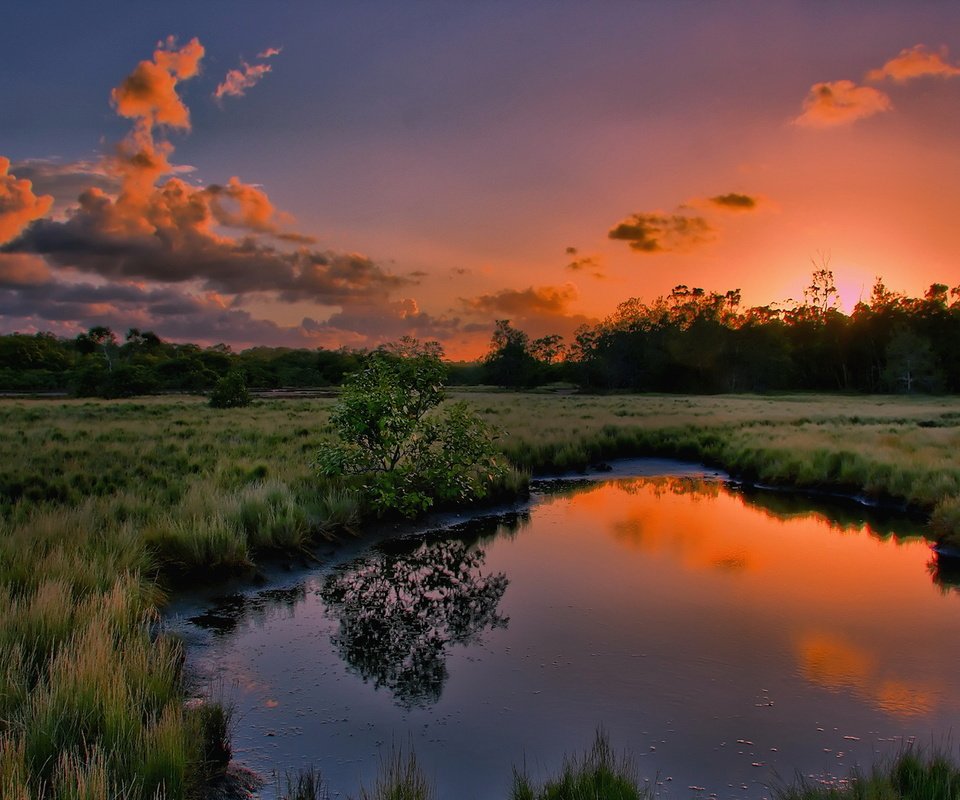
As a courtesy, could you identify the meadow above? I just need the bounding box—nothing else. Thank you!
[3,391,960,798]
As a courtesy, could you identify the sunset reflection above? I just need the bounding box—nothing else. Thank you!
[796,632,936,718]
[551,476,951,719]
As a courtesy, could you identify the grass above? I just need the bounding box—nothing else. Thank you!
[3,392,960,797]
[775,747,960,800]
[512,732,645,800]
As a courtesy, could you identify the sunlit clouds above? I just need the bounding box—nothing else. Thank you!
[111,36,204,131]
[794,43,960,128]
[0,158,53,245]
[1,36,422,347]
[214,46,281,102]
[867,44,960,83]
[793,80,892,128]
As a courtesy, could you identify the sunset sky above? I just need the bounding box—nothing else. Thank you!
[2,2,960,359]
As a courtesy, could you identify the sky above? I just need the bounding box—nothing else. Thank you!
[2,2,960,359]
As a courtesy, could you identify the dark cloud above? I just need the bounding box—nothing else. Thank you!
[4,181,409,303]
[463,284,579,316]
[709,192,757,211]
[564,246,604,278]
[608,212,713,253]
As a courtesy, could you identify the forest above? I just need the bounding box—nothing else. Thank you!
[3,272,958,396]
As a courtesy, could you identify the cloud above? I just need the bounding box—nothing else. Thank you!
[708,192,757,211]
[564,247,604,278]
[0,253,52,286]
[608,212,713,253]
[215,46,281,102]
[2,38,405,308]
[4,197,410,303]
[793,80,892,128]
[867,44,960,83]
[9,159,121,218]
[111,36,204,131]
[302,298,465,349]
[0,157,54,245]
[463,283,579,317]
[1,38,428,353]
[215,62,272,101]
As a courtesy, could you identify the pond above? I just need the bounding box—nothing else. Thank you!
[172,460,960,799]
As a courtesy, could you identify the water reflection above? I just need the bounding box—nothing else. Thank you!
[186,465,960,800]
[795,631,936,717]
[319,536,509,707]
[189,585,306,635]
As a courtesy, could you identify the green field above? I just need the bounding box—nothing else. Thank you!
[3,392,960,798]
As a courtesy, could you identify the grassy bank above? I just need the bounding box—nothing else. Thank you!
[2,393,960,797]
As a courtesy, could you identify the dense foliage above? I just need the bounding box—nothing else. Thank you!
[483,276,960,393]
[315,339,508,516]
[208,371,251,408]
[0,328,360,396]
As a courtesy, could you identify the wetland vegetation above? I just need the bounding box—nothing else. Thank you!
[3,386,960,798]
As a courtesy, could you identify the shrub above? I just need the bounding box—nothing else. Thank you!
[314,339,508,517]
[209,371,251,409]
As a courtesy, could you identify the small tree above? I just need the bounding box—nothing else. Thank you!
[315,338,507,517]
[209,370,251,408]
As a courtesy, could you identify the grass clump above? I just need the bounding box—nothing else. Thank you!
[357,745,435,800]
[512,732,646,800]
[776,747,960,800]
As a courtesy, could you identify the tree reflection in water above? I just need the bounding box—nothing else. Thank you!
[319,537,509,707]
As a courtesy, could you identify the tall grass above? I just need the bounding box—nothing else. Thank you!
[357,745,435,800]
[775,747,960,800]
[3,393,960,797]
[512,732,646,800]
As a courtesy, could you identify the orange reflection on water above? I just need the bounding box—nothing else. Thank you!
[551,476,951,720]
[796,632,935,717]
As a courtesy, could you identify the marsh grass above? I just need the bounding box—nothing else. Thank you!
[3,393,960,797]
[281,766,327,800]
[775,747,960,800]
[356,745,435,800]
[511,732,646,800]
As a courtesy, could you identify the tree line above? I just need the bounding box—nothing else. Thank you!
[2,271,959,396]
[0,326,362,397]
[482,273,960,393]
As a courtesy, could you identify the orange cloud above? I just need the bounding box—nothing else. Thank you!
[0,253,52,285]
[793,80,892,128]
[0,157,54,245]
[608,212,713,253]
[215,45,281,101]
[867,44,960,83]
[215,61,272,101]
[206,177,278,232]
[2,40,407,309]
[463,283,579,317]
[108,37,205,214]
[111,36,204,130]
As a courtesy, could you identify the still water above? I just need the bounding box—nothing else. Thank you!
[175,460,960,799]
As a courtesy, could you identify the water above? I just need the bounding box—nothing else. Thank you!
[172,460,960,799]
